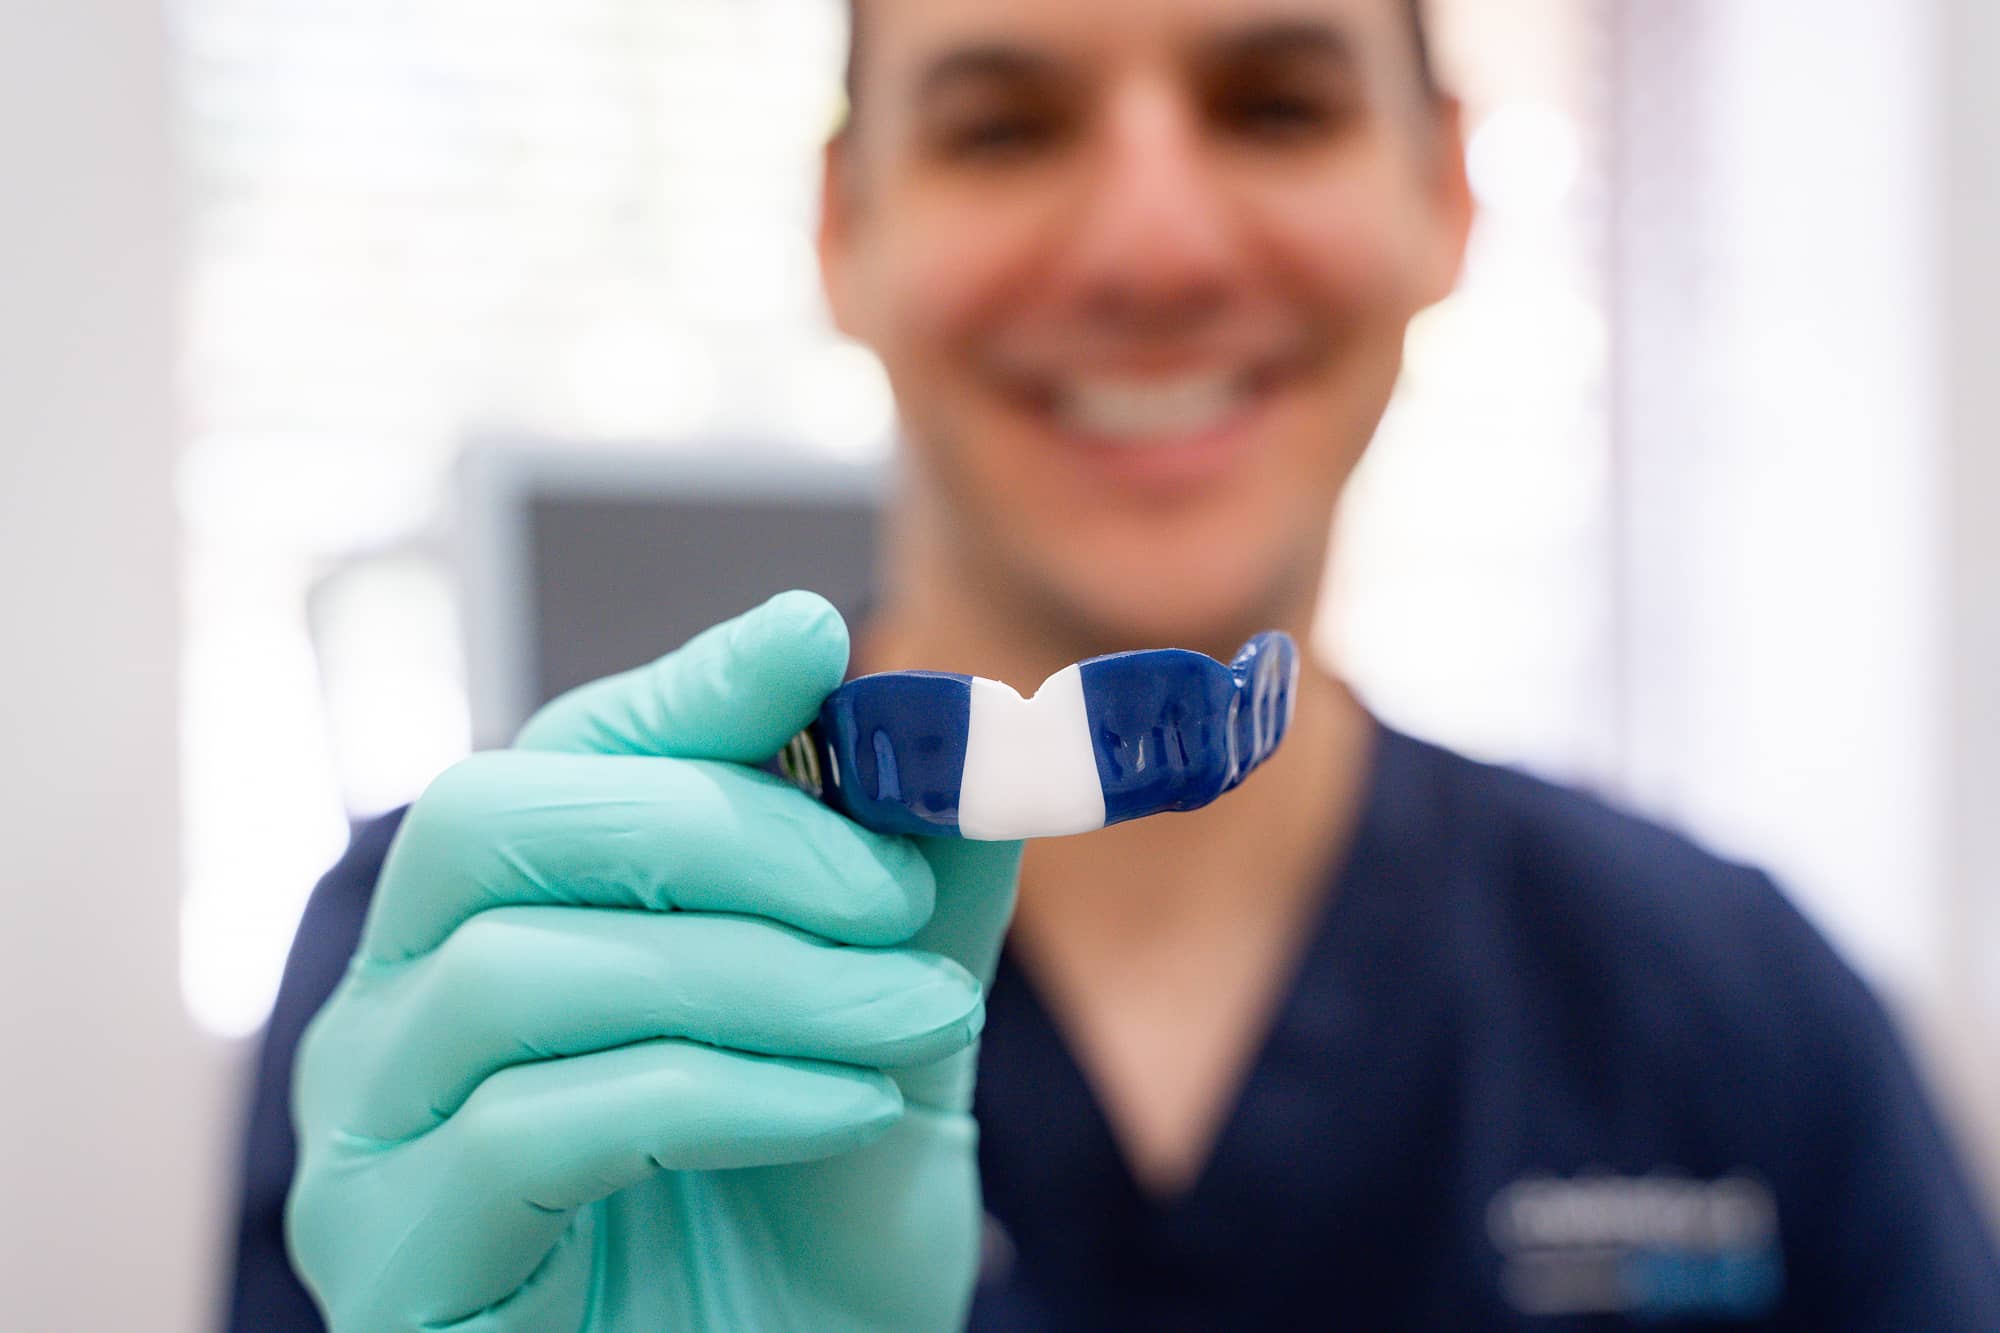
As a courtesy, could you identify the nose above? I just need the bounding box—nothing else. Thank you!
[1059,79,1239,334]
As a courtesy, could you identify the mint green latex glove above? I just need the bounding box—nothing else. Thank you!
[288,592,1023,1332]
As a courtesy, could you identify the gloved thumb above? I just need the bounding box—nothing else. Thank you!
[887,836,1023,1111]
[909,837,1023,990]
[514,590,849,761]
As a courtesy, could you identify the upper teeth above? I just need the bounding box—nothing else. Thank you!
[1060,373,1243,442]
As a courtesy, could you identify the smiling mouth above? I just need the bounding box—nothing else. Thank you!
[995,354,1294,449]
[1052,370,1260,443]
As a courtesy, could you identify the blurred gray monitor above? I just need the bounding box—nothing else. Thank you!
[457,441,884,750]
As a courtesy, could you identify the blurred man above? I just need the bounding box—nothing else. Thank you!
[234,1,2000,1328]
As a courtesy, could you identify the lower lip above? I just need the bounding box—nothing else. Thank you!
[1033,384,1277,494]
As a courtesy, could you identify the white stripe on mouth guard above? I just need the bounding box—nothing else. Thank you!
[956,664,1107,840]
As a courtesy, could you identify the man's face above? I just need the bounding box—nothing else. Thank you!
[822,0,1472,650]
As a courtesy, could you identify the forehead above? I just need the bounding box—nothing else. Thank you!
[855,0,1413,89]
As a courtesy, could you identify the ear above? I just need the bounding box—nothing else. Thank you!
[1413,96,1476,308]
[817,131,866,341]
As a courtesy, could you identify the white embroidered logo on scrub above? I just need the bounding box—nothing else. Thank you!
[1487,1171,1782,1319]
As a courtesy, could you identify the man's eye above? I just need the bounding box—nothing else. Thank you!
[944,115,1057,160]
[1221,93,1342,141]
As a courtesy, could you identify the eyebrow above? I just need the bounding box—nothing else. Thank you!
[910,16,1364,111]
[915,44,1071,107]
[1200,18,1362,73]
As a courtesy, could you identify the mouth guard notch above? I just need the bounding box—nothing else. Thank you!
[782,631,1299,840]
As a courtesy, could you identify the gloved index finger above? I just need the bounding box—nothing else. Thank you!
[361,752,937,963]
[513,590,849,763]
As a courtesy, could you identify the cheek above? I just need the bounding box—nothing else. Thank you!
[1250,170,1431,476]
[1249,164,1435,323]
[866,182,1061,357]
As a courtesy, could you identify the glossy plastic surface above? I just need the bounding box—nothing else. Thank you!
[790,631,1298,839]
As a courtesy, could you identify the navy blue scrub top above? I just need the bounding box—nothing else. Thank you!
[227,716,2000,1330]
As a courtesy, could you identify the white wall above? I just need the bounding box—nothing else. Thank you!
[0,6,238,1331]
[1940,0,2000,1205]
[1612,0,1999,1205]
[1613,0,1944,1007]
[1944,0,2000,1038]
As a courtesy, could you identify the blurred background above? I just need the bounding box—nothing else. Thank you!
[3,0,1995,1327]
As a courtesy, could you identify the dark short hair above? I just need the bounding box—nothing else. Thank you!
[842,0,1439,119]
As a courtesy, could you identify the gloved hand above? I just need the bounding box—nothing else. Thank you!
[288,591,1024,1332]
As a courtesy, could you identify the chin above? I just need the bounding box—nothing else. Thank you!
[1031,547,1307,661]
[1040,497,1316,637]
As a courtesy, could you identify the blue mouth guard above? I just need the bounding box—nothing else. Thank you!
[778,631,1298,840]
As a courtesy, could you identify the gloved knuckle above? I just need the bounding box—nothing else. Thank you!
[406,752,515,846]
[833,859,933,945]
[424,914,522,1037]
[449,1075,529,1173]
[788,824,920,940]
[819,889,908,945]
[284,1173,329,1254]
